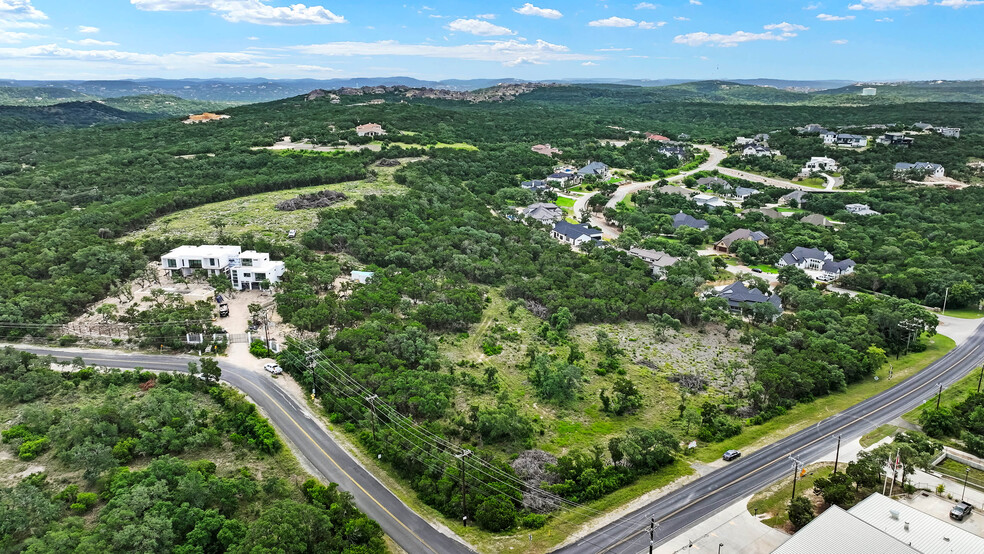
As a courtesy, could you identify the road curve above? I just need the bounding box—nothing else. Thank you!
[553,322,984,554]
[8,345,474,554]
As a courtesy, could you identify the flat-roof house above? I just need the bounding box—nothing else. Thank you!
[161,245,243,277]
[937,127,961,138]
[717,281,782,314]
[578,161,610,180]
[876,132,914,146]
[734,187,760,201]
[531,143,562,156]
[823,133,867,147]
[545,172,579,187]
[714,228,769,253]
[845,203,880,216]
[551,221,603,247]
[693,194,729,210]
[780,190,809,206]
[522,203,565,224]
[800,156,838,176]
[628,248,680,277]
[672,211,709,231]
[895,162,945,178]
[800,213,835,227]
[230,251,286,290]
[356,123,386,137]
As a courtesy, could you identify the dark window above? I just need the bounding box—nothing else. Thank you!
[189,259,203,269]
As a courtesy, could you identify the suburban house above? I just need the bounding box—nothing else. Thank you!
[645,133,671,142]
[659,145,687,159]
[780,190,809,206]
[355,123,386,137]
[693,194,729,210]
[822,133,867,148]
[546,172,580,187]
[913,122,934,131]
[628,248,681,277]
[876,132,914,146]
[714,228,769,253]
[578,161,611,181]
[796,124,829,135]
[800,213,835,228]
[672,211,709,231]
[741,143,775,157]
[658,184,694,197]
[937,127,961,138]
[734,136,757,146]
[697,177,730,189]
[229,251,286,290]
[895,162,945,178]
[522,203,565,224]
[521,179,550,192]
[531,143,562,156]
[183,112,229,124]
[161,245,285,290]
[745,207,782,220]
[800,156,839,176]
[734,187,760,201]
[716,281,782,315]
[551,221,603,247]
[777,246,856,281]
[845,203,881,216]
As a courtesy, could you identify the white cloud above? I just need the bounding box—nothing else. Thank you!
[589,16,639,27]
[247,35,259,39]
[446,18,515,36]
[294,64,338,71]
[475,13,496,19]
[816,13,856,20]
[78,25,100,33]
[582,61,597,66]
[130,0,346,25]
[875,16,894,20]
[673,30,787,47]
[0,43,269,67]
[286,39,600,66]
[595,47,632,51]
[513,3,562,19]
[848,3,865,8]
[635,2,657,8]
[0,0,47,20]
[0,29,33,43]
[846,0,927,8]
[803,3,821,8]
[831,38,848,43]
[69,38,119,46]
[763,22,809,33]
[936,0,984,7]
[638,20,666,28]
[674,16,690,20]
[690,0,702,4]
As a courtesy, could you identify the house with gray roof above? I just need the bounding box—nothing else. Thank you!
[734,187,760,201]
[877,132,914,146]
[716,281,782,315]
[714,229,769,253]
[780,190,809,206]
[823,133,867,147]
[777,246,855,281]
[693,194,729,210]
[658,184,694,197]
[551,221,603,247]
[745,207,782,220]
[628,248,681,278]
[672,211,709,231]
[846,203,880,216]
[521,179,550,192]
[800,213,835,228]
[895,162,945,178]
[522,203,564,225]
[578,161,610,180]
[697,176,729,187]
[742,143,775,157]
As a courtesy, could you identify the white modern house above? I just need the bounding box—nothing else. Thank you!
[937,127,961,138]
[742,143,775,157]
[776,246,855,281]
[845,203,881,216]
[800,156,839,176]
[894,162,945,178]
[823,133,867,148]
[693,194,729,209]
[161,245,285,290]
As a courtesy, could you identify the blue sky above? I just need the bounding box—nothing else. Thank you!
[0,0,981,81]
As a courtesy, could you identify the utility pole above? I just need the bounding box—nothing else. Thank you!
[305,348,319,399]
[833,435,842,473]
[889,449,900,497]
[456,450,472,527]
[962,467,971,502]
[942,286,950,316]
[365,394,379,441]
[978,364,984,394]
[648,516,658,554]
[262,312,271,350]
[789,456,804,502]
[936,382,944,409]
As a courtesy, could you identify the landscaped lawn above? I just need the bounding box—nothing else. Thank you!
[859,424,898,448]
[697,333,956,463]
[748,264,779,274]
[937,459,984,493]
[940,307,984,319]
[554,196,576,208]
[797,178,826,189]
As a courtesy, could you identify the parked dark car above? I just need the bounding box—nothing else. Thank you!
[723,450,741,462]
[951,501,973,521]
[751,268,763,273]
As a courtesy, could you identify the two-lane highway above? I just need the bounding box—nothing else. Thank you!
[9,345,474,554]
[555,322,984,554]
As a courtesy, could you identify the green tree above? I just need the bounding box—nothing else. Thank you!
[199,357,221,383]
[813,471,855,507]
[778,265,814,289]
[787,496,815,530]
[918,406,959,438]
[474,495,517,532]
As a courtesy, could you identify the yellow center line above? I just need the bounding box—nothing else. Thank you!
[252,384,439,554]
[598,341,984,553]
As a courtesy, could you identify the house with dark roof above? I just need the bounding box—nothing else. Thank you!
[780,190,809,206]
[697,177,730,189]
[714,229,769,253]
[522,203,565,225]
[672,211,709,231]
[876,132,914,146]
[777,246,855,281]
[628,248,681,278]
[545,172,580,187]
[800,213,835,228]
[521,179,550,192]
[659,145,687,159]
[716,281,782,315]
[742,143,775,157]
[796,123,829,135]
[894,162,945,178]
[745,207,782,220]
[734,187,760,201]
[823,133,867,147]
[578,161,610,180]
[551,221,603,247]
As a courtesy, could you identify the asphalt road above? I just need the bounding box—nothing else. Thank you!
[9,345,473,554]
[555,321,984,554]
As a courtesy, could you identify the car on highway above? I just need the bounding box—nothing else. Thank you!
[263,363,283,375]
[951,501,973,521]
[723,449,741,461]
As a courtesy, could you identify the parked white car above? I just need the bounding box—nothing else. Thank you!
[263,363,282,375]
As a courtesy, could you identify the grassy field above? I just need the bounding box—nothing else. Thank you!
[554,196,576,208]
[860,424,899,448]
[376,141,478,151]
[124,162,407,245]
[697,334,956,462]
[748,462,834,529]
[937,459,984,493]
[748,264,779,274]
[796,178,827,189]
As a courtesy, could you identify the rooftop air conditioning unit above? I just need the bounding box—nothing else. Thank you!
[890,509,900,520]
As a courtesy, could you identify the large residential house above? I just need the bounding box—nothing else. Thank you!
[578,161,611,180]
[796,124,829,135]
[645,133,671,142]
[780,190,809,206]
[876,132,914,146]
[521,179,550,192]
[714,229,769,253]
[745,207,782,220]
[937,127,961,138]
[800,213,835,228]
[672,211,709,231]
[183,112,229,124]
[658,184,694,197]
[161,245,285,290]
[693,194,729,210]
[545,172,580,188]
[551,221,603,247]
[716,281,782,315]
[742,143,775,157]
[895,162,945,178]
[845,203,881,216]
[531,143,562,156]
[355,123,386,137]
[696,177,730,189]
[734,187,760,201]
[777,246,856,281]
[659,145,687,159]
[800,156,838,176]
[823,133,867,148]
[522,203,565,224]
[913,122,934,131]
[734,136,757,146]
[628,248,680,278]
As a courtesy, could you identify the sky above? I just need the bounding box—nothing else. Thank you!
[0,0,982,81]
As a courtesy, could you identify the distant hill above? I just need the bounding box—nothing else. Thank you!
[0,101,155,132]
[100,94,235,116]
[0,86,92,106]
[812,80,984,103]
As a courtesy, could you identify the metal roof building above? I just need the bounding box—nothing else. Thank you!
[772,504,919,554]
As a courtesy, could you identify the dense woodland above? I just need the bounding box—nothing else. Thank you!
[0,347,384,552]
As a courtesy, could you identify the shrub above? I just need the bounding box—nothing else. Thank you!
[788,496,814,530]
[249,340,274,359]
[520,513,548,529]
[475,495,518,532]
[18,436,50,460]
